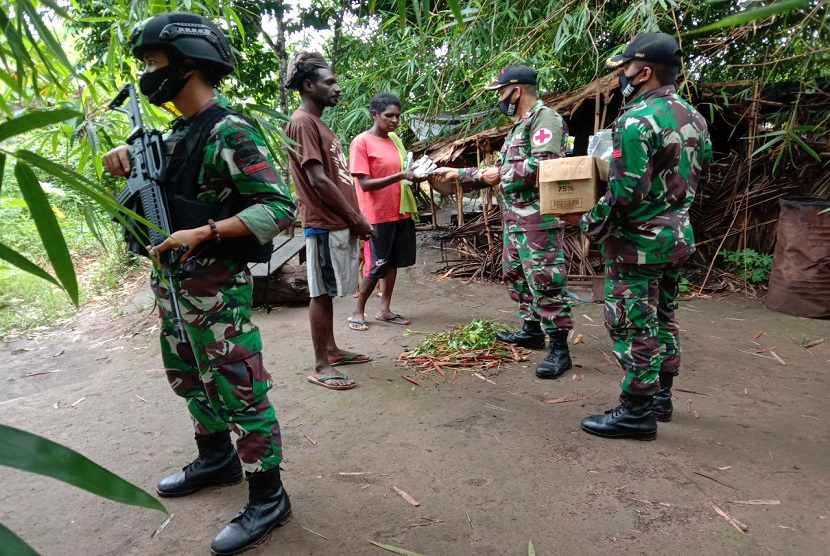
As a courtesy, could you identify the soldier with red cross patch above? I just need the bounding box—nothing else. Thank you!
[434,64,574,379]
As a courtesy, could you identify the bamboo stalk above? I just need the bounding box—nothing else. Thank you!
[429,182,438,230]
[455,182,464,228]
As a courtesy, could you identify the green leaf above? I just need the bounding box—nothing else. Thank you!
[82,202,107,250]
[683,0,809,36]
[790,133,821,162]
[37,0,72,19]
[751,134,785,157]
[0,523,39,556]
[0,424,166,514]
[14,162,79,305]
[0,11,34,95]
[246,104,292,123]
[14,150,164,242]
[0,152,5,194]
[0,241,61,287]
[14,150,120,210]
[18,0,74,76]
[0,109,82,143]
[529,540,537,556]
[369,541,427,556]
[397,0,407,29]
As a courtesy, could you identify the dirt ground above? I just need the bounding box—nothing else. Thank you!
[2,240,829,556]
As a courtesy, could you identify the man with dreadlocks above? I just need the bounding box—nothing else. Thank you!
[283,51,374,390]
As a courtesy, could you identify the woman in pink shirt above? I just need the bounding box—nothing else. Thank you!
[348,93,428,330]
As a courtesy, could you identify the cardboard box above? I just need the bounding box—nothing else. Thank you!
[538,156,608,215]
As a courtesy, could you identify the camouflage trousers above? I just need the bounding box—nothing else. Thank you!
[502,227,573,333]
[151,258,282,473]
[604,260,685,396]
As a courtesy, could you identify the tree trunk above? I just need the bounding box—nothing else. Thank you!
[329,0,348,73]
[274,11,288,114]
[251,14,289,113]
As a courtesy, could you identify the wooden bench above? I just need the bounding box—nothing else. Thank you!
[248,235,306,277]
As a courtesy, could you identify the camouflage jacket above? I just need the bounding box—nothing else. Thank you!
[580,86,712,264]
[459,100,568,232]
[170,96,296,244]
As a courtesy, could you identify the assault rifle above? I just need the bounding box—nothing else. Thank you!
[109,83,188,344]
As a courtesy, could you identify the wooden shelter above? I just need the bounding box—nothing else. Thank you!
[416,73,830,290]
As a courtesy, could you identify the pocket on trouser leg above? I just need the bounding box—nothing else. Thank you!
[205,329,271,413]
[210,352,273,413]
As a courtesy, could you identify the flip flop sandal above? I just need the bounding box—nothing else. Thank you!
[307,374,356,390]
[331,353,373,366]
[375,313,410,325]
[347,318,369,331]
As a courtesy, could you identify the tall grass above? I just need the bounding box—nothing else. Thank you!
[0,205,141,340]
[0,269,75,335]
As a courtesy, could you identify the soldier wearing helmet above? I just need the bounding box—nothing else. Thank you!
[570,32,712,440]
[102,12,296,556]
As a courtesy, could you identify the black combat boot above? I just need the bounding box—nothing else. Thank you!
[157,429,243,497]
[581,394,658,440]
[210,467,292,556]
[496,320,546,349]
[535,330,572,379]
[653,373,674,422]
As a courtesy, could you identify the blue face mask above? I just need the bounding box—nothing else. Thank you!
[618,68,645,99]
[498,88,520,116]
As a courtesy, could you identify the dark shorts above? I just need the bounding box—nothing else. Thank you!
[368,218,416,279]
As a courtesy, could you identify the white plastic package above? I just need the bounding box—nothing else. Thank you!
[587,129,614,164]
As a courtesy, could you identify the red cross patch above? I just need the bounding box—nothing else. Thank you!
[532,128,552,146]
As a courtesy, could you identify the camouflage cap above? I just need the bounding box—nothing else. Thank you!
[606,32,682,69]
[484,65,537,90]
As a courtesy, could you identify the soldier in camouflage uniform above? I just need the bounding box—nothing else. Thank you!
[574,33,712,440]
[436,65,574,379]
[103,13,296,555]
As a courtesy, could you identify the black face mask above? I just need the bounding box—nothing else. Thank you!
[139,65,190,106]
[618,69,645,99]
[498,88,520,116]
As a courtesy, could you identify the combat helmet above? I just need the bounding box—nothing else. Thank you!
[129,12,234,76]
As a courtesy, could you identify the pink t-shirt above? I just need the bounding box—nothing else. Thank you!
[349,131,409,224]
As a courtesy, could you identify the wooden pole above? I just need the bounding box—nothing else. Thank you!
[581,81,603,275]
[476,138,495,252]
[455,183,465,228]
[429,182,438,230]
[600,90,610,131]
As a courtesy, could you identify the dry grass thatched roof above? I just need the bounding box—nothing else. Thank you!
[422,72,621,164]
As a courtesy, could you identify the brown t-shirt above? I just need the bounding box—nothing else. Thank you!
[285,109,359,230]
